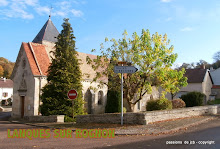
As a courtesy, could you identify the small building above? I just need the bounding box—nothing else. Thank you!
[0,78,13,105]
[170,68,213,103]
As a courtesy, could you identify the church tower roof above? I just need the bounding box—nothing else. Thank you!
[32,18,59,43]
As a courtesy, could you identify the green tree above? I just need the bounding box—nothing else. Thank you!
[40,18,85,121]
[105,59,121,113]
[157,68,188,99]
[87,29,183,111]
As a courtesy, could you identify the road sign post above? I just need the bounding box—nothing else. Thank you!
[121,68,123,125]
[68,89,78,119]
[114,64,138,125]
[114,66,138,74]
[67,89,78,100]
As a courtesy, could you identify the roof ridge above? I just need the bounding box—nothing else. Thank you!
[28,42,43,75]
[42,19,49,43]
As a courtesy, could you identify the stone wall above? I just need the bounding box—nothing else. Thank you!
[24,115,64,123]
[76,105,220,125]
[12,46,36,118]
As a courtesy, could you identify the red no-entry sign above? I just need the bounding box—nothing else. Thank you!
[67,89,78,100]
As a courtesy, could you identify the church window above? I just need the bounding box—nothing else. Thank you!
[98,91,103,105]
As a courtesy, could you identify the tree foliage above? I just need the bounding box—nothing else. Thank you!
[87,29,185,111]
[213,51,220,62]
[157,68,188,99]
[0,65,3,77]
[0,57,15,78]
[40,18,86,121]
[212,51,220,69]
[105,60,121,113]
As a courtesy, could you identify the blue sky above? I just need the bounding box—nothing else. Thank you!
[1,0,220,67]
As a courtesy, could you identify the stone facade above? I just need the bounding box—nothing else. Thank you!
[132,86,160,112]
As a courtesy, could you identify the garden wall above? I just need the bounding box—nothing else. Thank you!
[76,105,220,125]
[23,115,64,123]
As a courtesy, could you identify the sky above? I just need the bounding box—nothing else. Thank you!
[1,0,220,67]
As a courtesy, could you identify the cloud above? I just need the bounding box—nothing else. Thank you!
[71,9,83,17]
[0,0,8,6]
[35,6,50,15]
[161,0,172,3]
[180,27,193,32]
[0,0,85,19]
[23,0,38,6]
[0,0,34,19]
[55,11,67,17]
[165,17,172,21]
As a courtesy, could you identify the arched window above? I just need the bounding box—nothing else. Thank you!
[98,91,103,105]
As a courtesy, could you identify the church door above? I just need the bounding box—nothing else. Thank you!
[20,96,25,118]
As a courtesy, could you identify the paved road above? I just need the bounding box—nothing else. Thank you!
[0,112,219,149]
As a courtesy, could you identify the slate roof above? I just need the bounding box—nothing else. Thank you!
[184,68,208,83]
[32,18,59,43]
[0,79,13,88]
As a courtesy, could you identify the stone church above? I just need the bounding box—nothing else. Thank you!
[11,18,108,118]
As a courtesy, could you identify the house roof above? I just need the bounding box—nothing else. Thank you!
[212,85,220,89]
[0,79,13,88]
[32,18,59,43]
[184,68,207,83]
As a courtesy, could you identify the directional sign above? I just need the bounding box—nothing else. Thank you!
[67,89,78,100]
[114,66,138,74]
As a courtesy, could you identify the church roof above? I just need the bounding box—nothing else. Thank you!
[23,42,50,76]
[32,18,59,43]
[21,42,107,81]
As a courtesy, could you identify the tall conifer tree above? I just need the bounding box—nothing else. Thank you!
[40,18,85,121]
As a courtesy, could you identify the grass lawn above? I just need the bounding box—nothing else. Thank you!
[207,98,220,105]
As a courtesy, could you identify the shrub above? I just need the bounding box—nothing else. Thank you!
[172,98,186,109]
[146,98,172,111]
[105,90,121,113]
[64,116,74,122]
[180,91,205,107]
[7,98,12,106]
